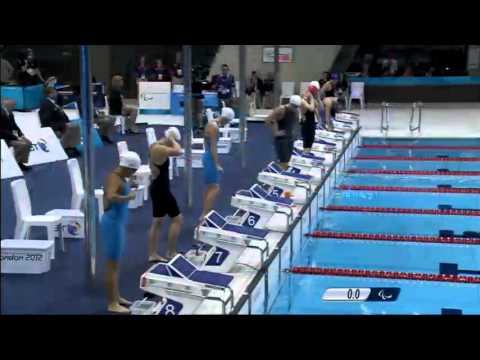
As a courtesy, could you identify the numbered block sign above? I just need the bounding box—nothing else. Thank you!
[1,140,23,179]
[243,212,261,228]
[159,298,183,315]
[271,187,284,198]
[205,247,230,267]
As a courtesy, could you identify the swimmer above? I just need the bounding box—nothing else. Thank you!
[199,107,234,223]
[101,151,141,313]
[148,127,184,263]
[300,83,320,153]
[320,72,338,131]
[265,95,302,170]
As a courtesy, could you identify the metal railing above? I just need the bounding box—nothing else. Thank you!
[380,102,424,134]
[231,127,361,314]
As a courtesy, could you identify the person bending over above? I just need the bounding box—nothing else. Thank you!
[101,151,141,313]
[39,87,82,158]
[0,99,32,171]
[148,127,183,263]
[320,73,338,131]
[199,107,234,223]
[265,95,302,170]
[108,75,140,134]
[300,83,320,153]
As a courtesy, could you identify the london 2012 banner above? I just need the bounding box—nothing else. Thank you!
[137,81,184,126]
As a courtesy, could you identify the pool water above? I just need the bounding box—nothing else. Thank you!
[269,138,480,315]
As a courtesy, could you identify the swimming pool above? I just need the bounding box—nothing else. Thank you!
[269,137,480,315]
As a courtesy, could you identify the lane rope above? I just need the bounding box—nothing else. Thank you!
[322,205,480,216]
[289,267,480,284]
[354,156,480,162]
[360,145,480,150]
[336,185,480,194]
[347,169,480,176]
[306,231,480,245]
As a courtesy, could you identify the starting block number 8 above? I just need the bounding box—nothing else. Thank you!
[159,298,183,315]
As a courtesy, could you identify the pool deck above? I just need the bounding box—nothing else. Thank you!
[357,102,480,139]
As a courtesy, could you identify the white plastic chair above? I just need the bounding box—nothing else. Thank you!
[299,82,310,94]
[280,81,295,104]
[66,158,106,222]
[348,82,365,110]
[11,179,63,259]
[116,141,151,201]
[146,127,157,148]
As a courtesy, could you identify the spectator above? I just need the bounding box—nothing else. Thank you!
[39,87,81,158]
[212,64,236,107]
[382,53,398,76]
[1,58,15,85]
[403,65,414,77]
[426,67,435,77]
[135,55,148,82]
[247,71,264,109]
[171,64,183,86]
[108,75,140,134]
[0,99,32,171]
[16,48,45,86]
[147,58,172,82]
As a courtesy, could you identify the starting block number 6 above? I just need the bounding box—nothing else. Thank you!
[243,213,260,228]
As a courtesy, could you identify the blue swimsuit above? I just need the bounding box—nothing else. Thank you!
[202,123,220,185]
[101,181,130,261]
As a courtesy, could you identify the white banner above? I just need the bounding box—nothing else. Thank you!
[1,140,23,179]
[263,47,294,63]
[138,81,171,110]
[25,127,68,166]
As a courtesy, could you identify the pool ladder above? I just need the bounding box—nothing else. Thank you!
[380,102,423,134]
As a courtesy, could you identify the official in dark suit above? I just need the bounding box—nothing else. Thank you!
[0,99,32,171]
[39,87,81,157]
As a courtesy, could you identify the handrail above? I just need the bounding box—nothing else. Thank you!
[381,101,423,134]
[231,126,361,314]
[409,102,423,133]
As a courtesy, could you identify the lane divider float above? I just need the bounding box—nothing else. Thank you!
[347,169,480,176]
[322,205,480,216]
[306,231,480,245]
[336,185,480,194]
[354,156,480,162]
[360,145,480,150]
[288,267,480,284]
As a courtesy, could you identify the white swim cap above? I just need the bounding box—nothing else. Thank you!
[119,151,141,170]
[309,81,320,90]
[221,107,235,121]
[164,127,181,142]
[289,95,302,107]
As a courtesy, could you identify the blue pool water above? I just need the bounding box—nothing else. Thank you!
[362,138,480,146]
[331,191,480,210]
[269,138,480,315]
[349,159,480,171]
[356,148,480,158]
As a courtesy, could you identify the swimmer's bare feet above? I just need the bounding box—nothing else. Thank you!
[166,251,178,260]
[148,254,169,263]
[119,297,132,307]
[108,302,130,313]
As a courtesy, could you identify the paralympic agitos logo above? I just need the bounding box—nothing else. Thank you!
[30,139,50,153]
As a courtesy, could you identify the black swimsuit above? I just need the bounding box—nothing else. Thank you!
[301,104,316,149]
[150,157,181,218]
